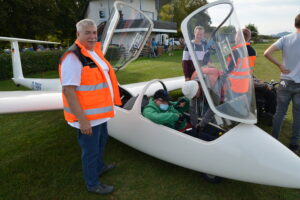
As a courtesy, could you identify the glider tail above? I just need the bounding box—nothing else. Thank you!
[0,36,60,80]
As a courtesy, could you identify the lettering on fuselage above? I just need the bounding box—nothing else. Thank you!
[31,81,42,90]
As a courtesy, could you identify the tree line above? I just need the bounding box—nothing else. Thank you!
[0,0,263,47]
[0,0,86,46]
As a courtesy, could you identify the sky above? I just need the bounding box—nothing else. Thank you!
[207,0,300,35]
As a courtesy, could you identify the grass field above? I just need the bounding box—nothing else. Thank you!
[1,45,300,200]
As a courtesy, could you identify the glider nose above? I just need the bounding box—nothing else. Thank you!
[215,124,300,188]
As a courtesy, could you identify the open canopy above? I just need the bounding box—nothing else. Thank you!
[181,0,256,124]
[99,1,153,71]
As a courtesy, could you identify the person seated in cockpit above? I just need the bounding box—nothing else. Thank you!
[182,80,215,136]
[142,89,189,130]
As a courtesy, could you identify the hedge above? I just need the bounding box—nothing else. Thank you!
[0,46,124,80]
[0,50,64,80]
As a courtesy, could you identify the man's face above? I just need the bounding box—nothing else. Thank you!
[77,25,97,50]
[194,29,204,41]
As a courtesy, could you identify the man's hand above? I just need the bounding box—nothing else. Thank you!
[79,118,92,135]
[279,64,290,74]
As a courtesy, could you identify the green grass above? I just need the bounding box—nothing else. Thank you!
[1,47,300,200]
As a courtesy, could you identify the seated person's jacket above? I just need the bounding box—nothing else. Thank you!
[142,97,189,130]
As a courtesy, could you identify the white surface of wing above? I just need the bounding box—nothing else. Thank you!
[0,76,184,114]
[0,91,62,114]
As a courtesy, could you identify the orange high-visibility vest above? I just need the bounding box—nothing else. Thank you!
[246,43,256,73]
[227,43,252,93]
[59,40,122,122]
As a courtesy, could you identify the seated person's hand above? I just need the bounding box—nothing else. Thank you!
[177,114,185,123]
[174,114,186,129]
[176,97,188,108]
[196,122,205,132]
[178,101,186,108]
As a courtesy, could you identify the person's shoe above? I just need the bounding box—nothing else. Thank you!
[289,144,299,154]
[99,164,116,177]
[87,184,114,195]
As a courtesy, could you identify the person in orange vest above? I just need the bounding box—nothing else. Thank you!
[59,19,122,195]
[242,28,256,73]
[226,29,254,95]
[241,28,276,122]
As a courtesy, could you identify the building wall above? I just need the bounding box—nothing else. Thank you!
[85,0,157,26]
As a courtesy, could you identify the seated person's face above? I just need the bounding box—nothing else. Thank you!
[155,98,169,106]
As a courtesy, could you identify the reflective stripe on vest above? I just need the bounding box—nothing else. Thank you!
[228,74,251,79]
[64,106,113,116]
[76,82,108,91]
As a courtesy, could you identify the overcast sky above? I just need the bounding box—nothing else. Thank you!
[207,0,300,35]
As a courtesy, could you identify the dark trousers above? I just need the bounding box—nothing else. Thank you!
[77,122,108,188]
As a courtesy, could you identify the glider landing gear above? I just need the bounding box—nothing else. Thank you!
[202,173,223,184]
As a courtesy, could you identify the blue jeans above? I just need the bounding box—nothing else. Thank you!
[272,80,300,145]
[77,122,108,188]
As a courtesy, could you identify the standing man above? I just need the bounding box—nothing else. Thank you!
[151,38,158,57]
[164,37,169,53]
[264,13,300,153]
[182,25,210,80]
[59,19,122,194]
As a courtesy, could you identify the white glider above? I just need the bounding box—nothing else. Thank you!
[1,0,300,189]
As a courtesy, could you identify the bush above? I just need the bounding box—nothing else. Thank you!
[0,53,12,80]
[0,50,64,80]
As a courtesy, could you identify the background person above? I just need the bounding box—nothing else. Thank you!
[182,25,210,80]
[59,19,122,194]
[264,13,300,153]
[242,28,276,120]
[225,29,254,96]
[151,38,158,57]
[164,37,169,53]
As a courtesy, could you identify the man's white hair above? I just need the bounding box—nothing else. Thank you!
[76,19,97,32]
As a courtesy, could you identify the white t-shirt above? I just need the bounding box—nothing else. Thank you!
[274,32,300,82]
[164,39,169,46]
[61,50,114,129]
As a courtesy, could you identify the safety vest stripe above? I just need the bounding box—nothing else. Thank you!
[76,83,107,91]
[64,106,113,115]
[234,67,252,72]
[228,74,251,79]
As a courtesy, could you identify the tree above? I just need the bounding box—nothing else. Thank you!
[54,0,86,43]
[2,0,59,39]
[0,0,85,45]
[245,24,259,42]
[159,0,208,36]
[159,3,174,22]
